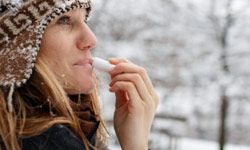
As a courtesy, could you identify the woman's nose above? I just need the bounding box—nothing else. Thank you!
[76,23,97,51]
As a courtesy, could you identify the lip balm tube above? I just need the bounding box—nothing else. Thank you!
[92,57,115,72]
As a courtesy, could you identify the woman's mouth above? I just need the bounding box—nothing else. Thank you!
[73,58,93,68]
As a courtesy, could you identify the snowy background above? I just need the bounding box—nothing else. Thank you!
[89,0,250,149]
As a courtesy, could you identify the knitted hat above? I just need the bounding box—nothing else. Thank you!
[0,0,92,111]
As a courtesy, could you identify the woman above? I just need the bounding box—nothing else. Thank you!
[0,0,159,150]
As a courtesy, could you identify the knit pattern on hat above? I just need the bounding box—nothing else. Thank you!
[0,0,92,112]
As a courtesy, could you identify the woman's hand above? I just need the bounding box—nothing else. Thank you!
[108,58,160,150]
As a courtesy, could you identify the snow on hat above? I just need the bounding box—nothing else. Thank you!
[0,0,92,112]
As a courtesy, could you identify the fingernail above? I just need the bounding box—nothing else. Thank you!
[109,67,115,73]
[109,87,113,92]
[108,58,116,62]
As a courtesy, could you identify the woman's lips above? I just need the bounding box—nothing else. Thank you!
[74,58,93,68]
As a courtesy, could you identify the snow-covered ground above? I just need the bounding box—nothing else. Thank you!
[108,137,250,150]
[180,138,250,150]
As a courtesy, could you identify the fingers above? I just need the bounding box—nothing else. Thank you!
[108,58,131,64]
[109,58,156,96]
[109,58,160,109]
[110,73,151,102]
[109,81,143,107]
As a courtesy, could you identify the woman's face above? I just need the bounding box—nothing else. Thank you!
[39,8,97,94]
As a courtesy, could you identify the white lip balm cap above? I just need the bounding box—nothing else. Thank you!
[92,57,115,72]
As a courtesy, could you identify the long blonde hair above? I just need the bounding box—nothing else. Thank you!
[0,58,106,150]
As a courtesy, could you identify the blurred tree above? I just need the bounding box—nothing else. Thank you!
[209,0,234,149]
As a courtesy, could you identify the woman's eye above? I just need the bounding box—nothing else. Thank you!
[57,16,71,25]
[84,19,88,23]
[84,16,89,23]
[84,14,90,23]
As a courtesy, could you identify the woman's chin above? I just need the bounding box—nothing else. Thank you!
[65,81,95,95]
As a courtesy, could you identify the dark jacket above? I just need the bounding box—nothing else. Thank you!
[1,124,96,150]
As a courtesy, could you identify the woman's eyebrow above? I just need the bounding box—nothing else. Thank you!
[49,14,69,24]
[58,14,71,19]
[49,9,88,25]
